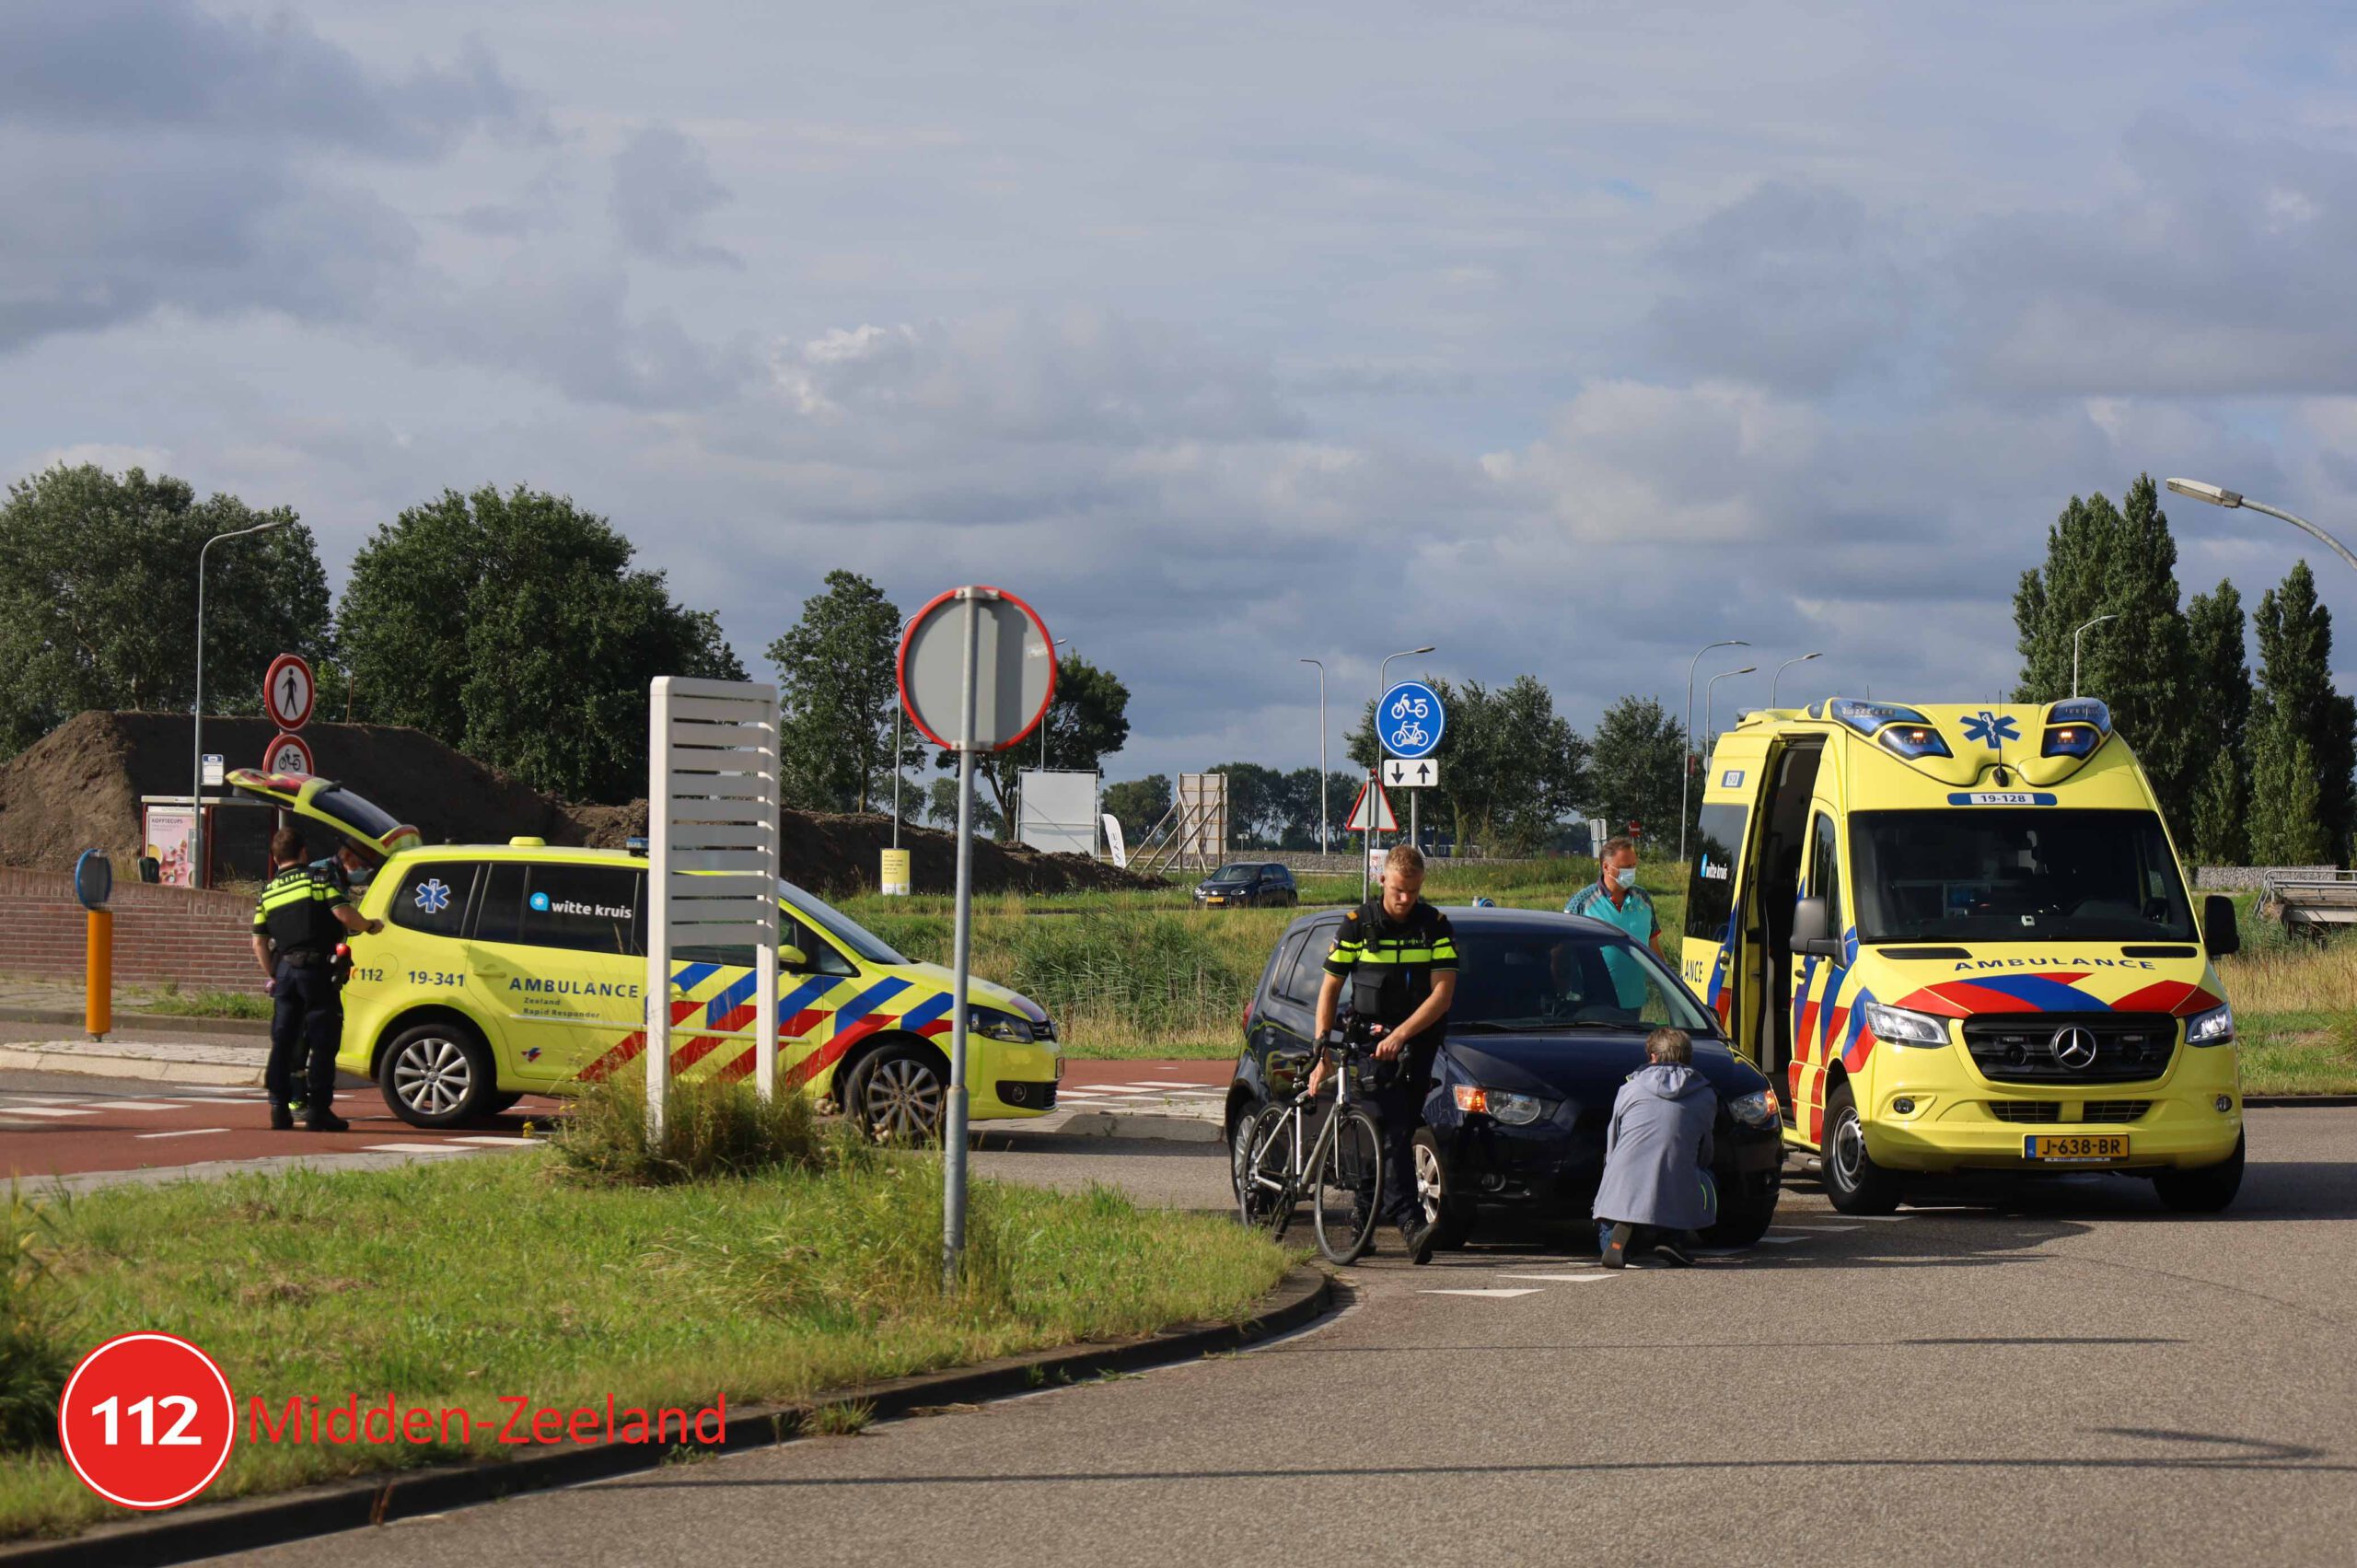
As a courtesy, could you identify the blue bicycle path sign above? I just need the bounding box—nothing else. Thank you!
[1378,680,1446,760]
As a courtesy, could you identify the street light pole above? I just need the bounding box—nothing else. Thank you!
[891,610,920,849]
[1299,657,1327,854]
[190,518,286,889]
[2166,478,2357,577]
[1703,666,1758,766]
[1681,639,1749,866]
[1770,651,1822,710]
[2071,613,2118,699]
[1369,645,1436,903]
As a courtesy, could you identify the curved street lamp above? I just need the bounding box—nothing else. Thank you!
[1680,639,1748,865]
[2071,613,2117,699]
[1770,651,1822,709]
[2166,479,2357,576]
[1299,657,1327,854]
[1702,666,1758,768]
[190,517,286,888]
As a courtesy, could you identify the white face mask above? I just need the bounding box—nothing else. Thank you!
[1609,861,1638,890]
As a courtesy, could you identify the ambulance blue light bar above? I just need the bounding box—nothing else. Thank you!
[2042,697,2112,759]
[1824,698,1933,738]
[1878,723,1953,760]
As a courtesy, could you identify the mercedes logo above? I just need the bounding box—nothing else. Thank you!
[2050,1026,2100,1071]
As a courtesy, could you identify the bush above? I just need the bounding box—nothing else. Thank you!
[0,1195,68,1452]
[551,1075,835,1186]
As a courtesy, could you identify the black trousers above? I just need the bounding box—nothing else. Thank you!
[267,960,342,1109]
[1367,1052,1434,1229]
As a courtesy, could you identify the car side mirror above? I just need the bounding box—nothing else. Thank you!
[778,944,808,970]
[2202,894,2240,958]
[1792,896,1840,958]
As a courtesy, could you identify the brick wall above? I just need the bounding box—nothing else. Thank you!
[0,867,258,992]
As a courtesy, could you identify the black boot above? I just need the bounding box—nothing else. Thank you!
[270,1103,294,1132]
[306,1106,351,1133]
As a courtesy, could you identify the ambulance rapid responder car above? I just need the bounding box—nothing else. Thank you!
[227,771,1061,1135]
[1677,698,2246,1214]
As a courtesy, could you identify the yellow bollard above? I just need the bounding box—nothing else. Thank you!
[86,908,112,1041]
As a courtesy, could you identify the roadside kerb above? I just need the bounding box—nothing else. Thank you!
[0,1266,1335,1568]
[0,1008,266,1041]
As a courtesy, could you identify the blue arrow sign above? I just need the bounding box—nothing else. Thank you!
[1378,680,1446,760]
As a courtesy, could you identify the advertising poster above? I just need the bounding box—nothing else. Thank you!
[144,806,196,888]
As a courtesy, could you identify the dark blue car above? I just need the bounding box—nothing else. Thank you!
[1225,905,1784,1249]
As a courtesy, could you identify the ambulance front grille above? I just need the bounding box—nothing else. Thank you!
[1987,1101,2061,1123]
[1962,1013,2177,1085]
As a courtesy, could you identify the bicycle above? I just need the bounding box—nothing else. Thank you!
[1235,1032,1385,1263]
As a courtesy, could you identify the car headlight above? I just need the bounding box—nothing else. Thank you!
[969,1009,1035,1043]
[1452,1084,1549,1126]
[1728,1088,1781,1128]
[1862,999,1950,1049]
[2186,1003,2235,1047]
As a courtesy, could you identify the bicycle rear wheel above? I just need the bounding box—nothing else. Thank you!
[1310,1105,1383,1264]
[1237,1104,1297,1239]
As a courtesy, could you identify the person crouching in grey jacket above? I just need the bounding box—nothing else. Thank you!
[1593,1028,1718,1269]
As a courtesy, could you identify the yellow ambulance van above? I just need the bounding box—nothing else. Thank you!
[1679,698,2245,1214]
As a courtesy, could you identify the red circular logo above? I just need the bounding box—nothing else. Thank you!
[57,1333,237,1511]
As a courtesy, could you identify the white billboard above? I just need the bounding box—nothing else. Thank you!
[1017,770,1100,856]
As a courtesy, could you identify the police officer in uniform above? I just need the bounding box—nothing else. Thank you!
[252,828,381,1132]
[1312,842,1459,1264]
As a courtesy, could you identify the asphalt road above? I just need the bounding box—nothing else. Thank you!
[206,1105,2357,1567]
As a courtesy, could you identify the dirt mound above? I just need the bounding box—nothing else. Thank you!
[0,712,1158,895]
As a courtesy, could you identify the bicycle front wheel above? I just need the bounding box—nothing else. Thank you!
[1310,1105,1383,1265]
[1237,1104,1297,1239]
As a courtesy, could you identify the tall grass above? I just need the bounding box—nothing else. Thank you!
[552,1076,833,1186]
[0,1193,68,1454]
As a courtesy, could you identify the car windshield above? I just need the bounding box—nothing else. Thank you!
[1849,809,2196,944]
[1208,865,1256,883]
[777,879,910,965]
[1447,927,1717,1035]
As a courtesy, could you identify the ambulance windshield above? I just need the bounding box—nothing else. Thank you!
[1849,809,2196,944]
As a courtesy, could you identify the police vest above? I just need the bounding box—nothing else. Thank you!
[1324,899,1459,1037]
[253,865,345,958]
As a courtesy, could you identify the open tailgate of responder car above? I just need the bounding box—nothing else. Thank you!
[226,769,424,858]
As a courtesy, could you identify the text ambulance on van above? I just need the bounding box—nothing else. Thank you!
[1680,698,2246,1215]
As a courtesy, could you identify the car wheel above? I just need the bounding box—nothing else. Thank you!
[483,1092,524,1116]
[1820,1083,1901,1215]
[379,1022,497,1128]
[844,1043,948,1144]
[2154,1132,2245,1214]
[1410,1129,1476,1250]
[1701,1194,1778,1249]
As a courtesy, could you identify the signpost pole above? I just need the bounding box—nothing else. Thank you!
[943,592,981,1287]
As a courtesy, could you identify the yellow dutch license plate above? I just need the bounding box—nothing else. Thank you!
[2025,1133,2128,1162]
[1205,896,1224,904]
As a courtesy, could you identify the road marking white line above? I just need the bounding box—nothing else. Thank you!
[1758,1236,1816,1246]
[135,1127,230,1140]
[1076,1086,1163,1095]
[1771,1224,1863,1233]
[1496,1272,1620,1283]
[1129,1081,1219,1090]
[361,1143,473,1154]
[0,1106,97,1117]
[1421,1288,1542,1297]
[90,1102,185,1111]
[451,1136,535,1145]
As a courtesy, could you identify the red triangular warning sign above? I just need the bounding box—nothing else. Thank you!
[1343,777,1398,832]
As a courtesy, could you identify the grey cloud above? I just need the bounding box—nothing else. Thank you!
[1957,122,2357,396]
[2,0,528,155]
[1644,180,1920,395]
[610,126,740,268]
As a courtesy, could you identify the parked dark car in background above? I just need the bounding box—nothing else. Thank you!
[1193,862,1298,909]
[1225,906,1783,1249]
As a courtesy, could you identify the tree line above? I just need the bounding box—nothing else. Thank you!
[2014,473,2355,865]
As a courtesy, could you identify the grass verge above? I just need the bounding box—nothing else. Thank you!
[0,1151,1286,1540]
[136,985,272,1020]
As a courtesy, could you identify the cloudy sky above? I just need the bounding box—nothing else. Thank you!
[8,0,2357,782]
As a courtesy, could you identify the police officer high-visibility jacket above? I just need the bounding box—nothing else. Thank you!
[1324,898,1459,1047]
[253,865,348,959]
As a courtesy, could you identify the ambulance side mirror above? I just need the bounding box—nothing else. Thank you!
[778,944,808,970]
[1792,896,1840,958]
[2202,895,2240,957]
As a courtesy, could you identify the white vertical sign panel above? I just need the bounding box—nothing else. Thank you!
[646,676,780,1141]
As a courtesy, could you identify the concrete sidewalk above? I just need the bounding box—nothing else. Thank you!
[0,1033,271,1086]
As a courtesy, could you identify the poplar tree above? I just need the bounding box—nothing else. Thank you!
[2183,580,2252,865]
[2248,708,2328,865]
[2012,474,2196,831]
[2252,561,2357,861]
